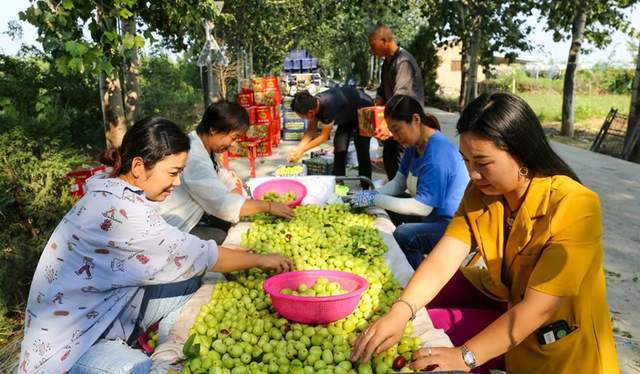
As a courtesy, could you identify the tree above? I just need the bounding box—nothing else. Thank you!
[20,0,144,148]
[538,0,636,137]
[625,37,640,161]
[420,0,534,108]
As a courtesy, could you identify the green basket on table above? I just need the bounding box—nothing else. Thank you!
[303,157,333,175]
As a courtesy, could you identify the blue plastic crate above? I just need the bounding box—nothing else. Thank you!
[302,59,313,70]
[284,58,294,70]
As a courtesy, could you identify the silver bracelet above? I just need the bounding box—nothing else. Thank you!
[393,297,417,321]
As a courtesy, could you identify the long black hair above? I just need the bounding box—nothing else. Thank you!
[196,100,250,135]
[457,92,580,182]
[384,94,440,130]
[101,117,190,176]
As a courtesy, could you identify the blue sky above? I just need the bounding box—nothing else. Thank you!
[1,1,639,66]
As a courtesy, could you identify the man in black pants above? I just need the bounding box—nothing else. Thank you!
[368,24,425,179]
[288,87,372,181]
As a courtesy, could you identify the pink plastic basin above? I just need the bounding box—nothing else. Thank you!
[263,270,369,324]
[252,179,307,208]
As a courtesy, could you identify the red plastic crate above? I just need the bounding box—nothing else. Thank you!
[66,165,110,198]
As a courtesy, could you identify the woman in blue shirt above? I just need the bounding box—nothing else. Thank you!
[359,95,469,269]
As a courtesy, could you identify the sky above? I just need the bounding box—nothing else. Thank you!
[1,1,639,67]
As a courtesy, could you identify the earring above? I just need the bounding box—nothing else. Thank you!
[518,166,529,177]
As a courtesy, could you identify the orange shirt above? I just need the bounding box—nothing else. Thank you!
[445,176,618,373]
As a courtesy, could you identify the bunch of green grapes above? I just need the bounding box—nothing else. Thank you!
[281,277,349,297]
[275,165,305,177]
[180,204,422,374]
[262,191,297,204]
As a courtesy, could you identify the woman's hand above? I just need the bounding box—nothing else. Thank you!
[350,305,411,363]
[288,150,302,163]
[257,253,294,273]
[410,347,468,372]
[268,202,295,219]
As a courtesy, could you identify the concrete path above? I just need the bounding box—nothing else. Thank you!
[229,107,640,372]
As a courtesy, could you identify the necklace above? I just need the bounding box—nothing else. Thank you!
[504,202,518,231]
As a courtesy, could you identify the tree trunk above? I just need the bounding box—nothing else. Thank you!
[626,38,640,161]
[100,72,128,149]
[123,15,141,126]
[459,39,469,109]
[561,1,588,137]
[465,17,482,106]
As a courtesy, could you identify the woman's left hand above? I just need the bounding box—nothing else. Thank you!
[410,347,469,372]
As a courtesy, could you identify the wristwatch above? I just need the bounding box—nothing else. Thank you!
[461,345,477,369]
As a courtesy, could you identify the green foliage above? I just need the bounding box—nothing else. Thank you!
[407,26,441,102]
[0,129,85,325]
[139,54,203,128]
[0,54,104,149]
[537,0,635,48]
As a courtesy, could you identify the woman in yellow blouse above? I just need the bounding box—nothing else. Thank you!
[351,92,618,373]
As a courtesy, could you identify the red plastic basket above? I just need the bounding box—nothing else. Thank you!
[263,270,368,325]
[252,179,307,207]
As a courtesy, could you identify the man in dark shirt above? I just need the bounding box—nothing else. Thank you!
[368,24,425,179]
[288,87,373,180]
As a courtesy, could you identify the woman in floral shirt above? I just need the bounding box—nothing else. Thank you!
[19,117,292,373]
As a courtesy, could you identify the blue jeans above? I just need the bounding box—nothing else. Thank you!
[69,277,201,374]
[393,217,451,270]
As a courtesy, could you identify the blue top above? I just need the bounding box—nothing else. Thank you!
[399,131,469,219]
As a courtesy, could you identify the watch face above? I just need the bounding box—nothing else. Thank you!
[463,350,475,364]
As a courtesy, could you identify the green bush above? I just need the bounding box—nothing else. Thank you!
[0,129,85,340]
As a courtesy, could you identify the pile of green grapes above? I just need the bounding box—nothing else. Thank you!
[179,204,421,374]
[262,191,297,204]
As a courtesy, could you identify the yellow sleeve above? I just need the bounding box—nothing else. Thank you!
[528,190,602,296]
[443,196,472,245]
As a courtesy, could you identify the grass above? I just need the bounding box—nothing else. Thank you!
[519,93,631,124]
[519,93,631,150]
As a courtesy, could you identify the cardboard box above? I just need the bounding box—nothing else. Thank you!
[358,106,390,139]
[282,129,305,141]
[237,92,254,107]
[263,76,279,90]
[284,120,306,131]
[245,106,257,124]
[256,139,272,157]
[255,106,274,122]
[245,124,270,141]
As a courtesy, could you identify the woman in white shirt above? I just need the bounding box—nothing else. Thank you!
[19,117,292,374]
[158,101,294,243]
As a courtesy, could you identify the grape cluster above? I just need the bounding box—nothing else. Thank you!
[275,165,305,177]
[180,204,421,374]
[281,277,349,297]
[262,191,297,204]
